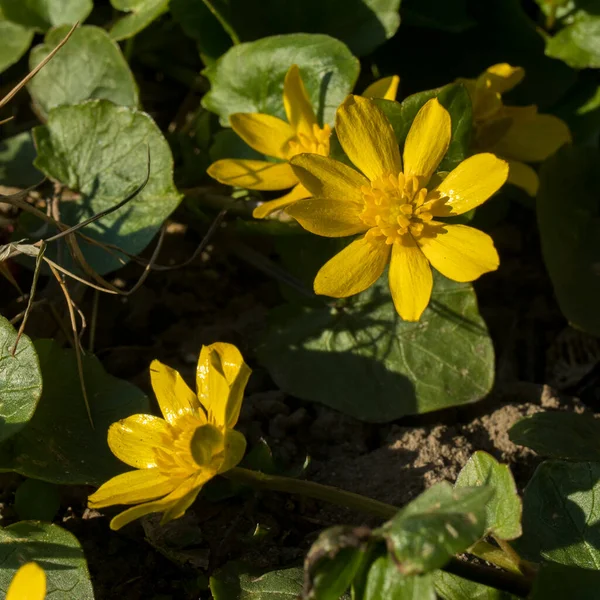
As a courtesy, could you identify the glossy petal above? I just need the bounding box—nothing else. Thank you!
[252,183,311,219]
[88,468,178,508]
[403,98,451,184]
[284,64,317,138]
[230,113,295,159]
[314,235,390,297]
[290,153,368,202]
[150,360,202,425]
[336,95,401,181]
[286,197,366,237]
[108,414,172,469]
[481,64,525,94]
[507,159,539,196]
[363,75,400,101]
[418,223,499,282]
[433,153,508,216]
[493,113,571,162]
[197,342,251,429]
[207,159,297,191]
[7,563,46,600]
[219,429,247,473]
[389,239,433,322]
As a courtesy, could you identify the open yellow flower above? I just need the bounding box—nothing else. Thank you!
[7,563,46,600]
[207,64,332,219]
[88,343,251,530]
[457,63,571,196]
[286,95,508,321]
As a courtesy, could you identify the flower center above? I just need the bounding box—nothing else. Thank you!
[286,123,331,159]
[361,173,445,244]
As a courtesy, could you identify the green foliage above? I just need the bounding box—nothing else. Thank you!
[360,556,435,600]
[0,132,41,187]
[0,316,42,444]
[110,0,170,40]
[0,0,92,31]
[530,562,600,599]
[546,13,600,69]
[0,340,150,485]
[401,0,475,33]
[31,100,181,274]
[0,521,93,598]
[0,18,33,74]
[434,571,517,599]
[537,146,600,336]
[202,34,360,127]
[28,25,139,117]
[14,479,61,521]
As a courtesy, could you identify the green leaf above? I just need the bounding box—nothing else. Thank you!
[31,99,182,275]
[28,25,139,117]
[455,451,522,540]
[0,315,42,444]
[401,0,475,33]
[0,521,93,598]
[110,0,170,41]
[257,273,494,422]
[379,482,492,574]
[0,339,150,485]
[537,145,600,336]
[510,412,600,461]
[362,555,435,600]
[0,18,34,74]
[0,0,92,31]
[434,570,517,599]
[518,460,600,568]
[14,479,60,521]
[530,562,600,600]
[0,131,42,187]
[546,14,600,69]
[210,561,304,600]
[203,34,360,127]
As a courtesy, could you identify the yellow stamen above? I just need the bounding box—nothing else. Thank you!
[286,123,332,159]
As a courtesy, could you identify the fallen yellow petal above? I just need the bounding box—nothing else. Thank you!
[7,563,46,600]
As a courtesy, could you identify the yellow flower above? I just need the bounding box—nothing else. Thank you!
[362,74,400,101]
[457,63,571,196]
[286,95,508,322]
[88,343,251,530]
[7,563,46,600]
[207,64,332,219]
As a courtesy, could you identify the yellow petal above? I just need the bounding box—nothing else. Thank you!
[107,414,173,469]
[506,159,539,196]
[150,360,203,425]
[207,159,297,191]
[284,64,317,138]
[290,153,368,202]
[363,75,400,101]
[418,223,499,282]
[336,95,401,181]
[197,342,251,429]
[403,98,451,185]
[7,563,46,600]
[230,113,295,160]
[492,113,571,162]
[314,235,390,297]
[432,153,508,216]
[389,239,433,322]
[481,64,525,94]
[252,183,311,219]
[286,197,367,237]
[219,429,247,473]
[190,423,226,466]
[88,468,177,508]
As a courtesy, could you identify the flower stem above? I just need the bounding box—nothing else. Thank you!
[201,0,240,45]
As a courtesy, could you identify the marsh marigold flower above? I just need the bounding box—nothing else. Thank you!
[7,563,46,600]
[286,95,508,322]
[88,343,251,530]
[458,63,571,196]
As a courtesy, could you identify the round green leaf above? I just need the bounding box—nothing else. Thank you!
[434,570,517,599]
[109,0,170,41]
[0,339,150,485]
[0,315,42,444]
[31,99,182,274]
[455,451,522,541]
[364,556,435,600]
[0,0,92,31]
[546,15,600,69]
[257,273,494,423]
[28,25,139,117]
[0,18,34,74]
[202,33,360,127]
[0,521,93,599]
[537,146,600,336]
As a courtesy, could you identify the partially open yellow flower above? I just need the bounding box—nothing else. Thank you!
[286,95,508,321]
[88,343,251,530]
[207,64,332,219]
[457,63,571,196]
[363,75,400,101]
[7,563,46,600]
